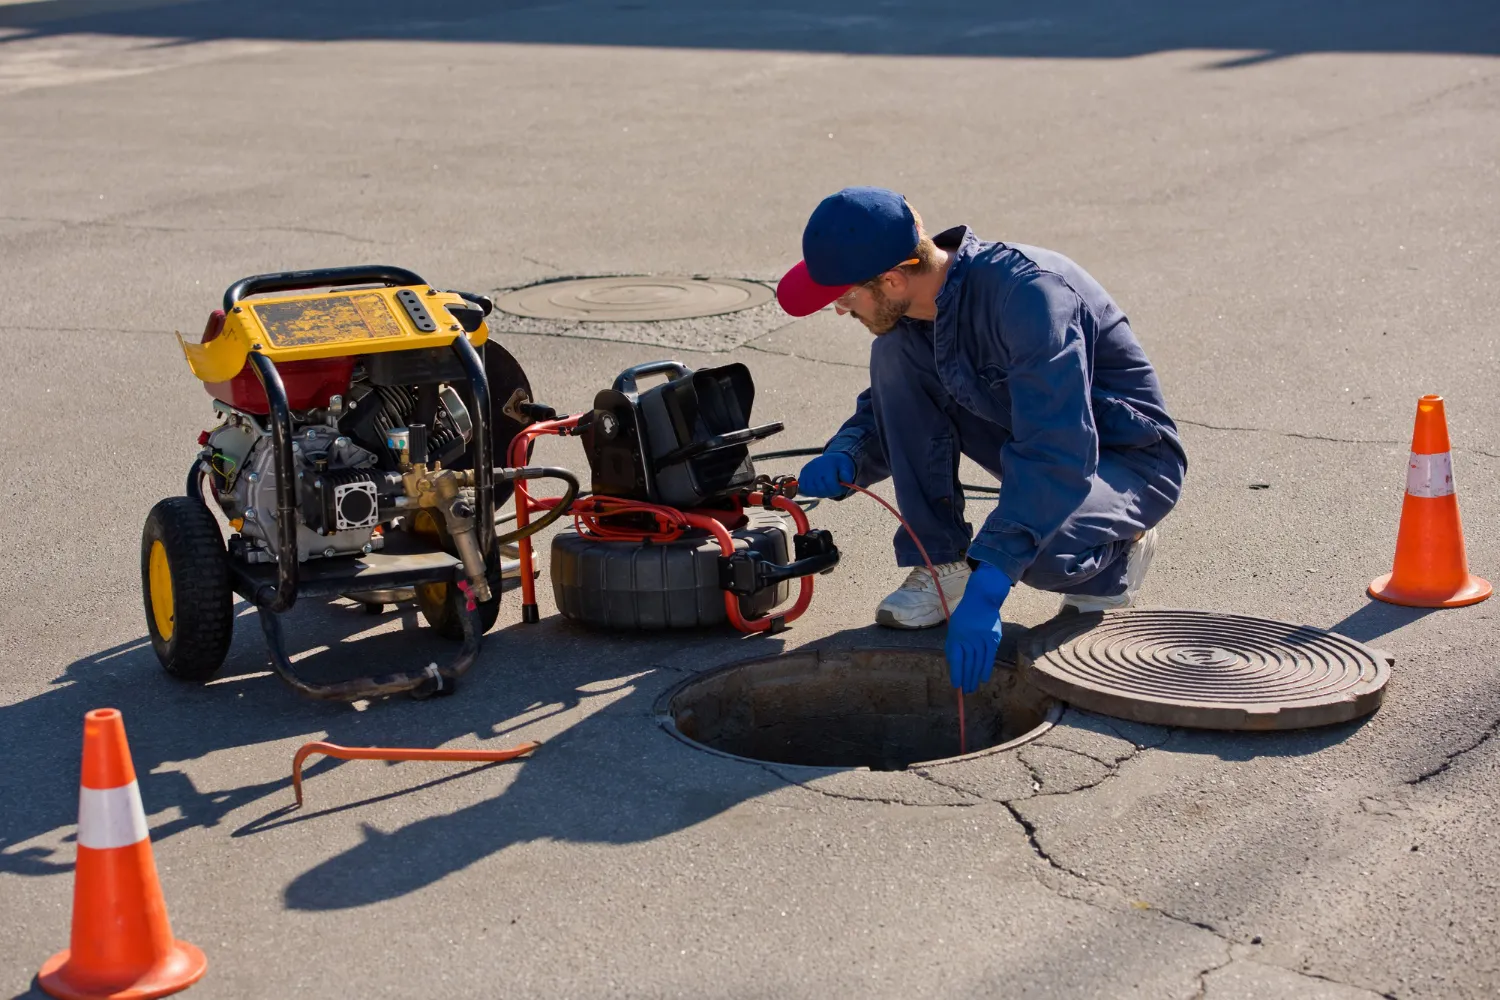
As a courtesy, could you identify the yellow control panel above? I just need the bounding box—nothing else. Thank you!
[177,284,488,385]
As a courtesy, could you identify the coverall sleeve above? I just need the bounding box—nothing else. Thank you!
[966,273,1098,583]
[822,387,891,488]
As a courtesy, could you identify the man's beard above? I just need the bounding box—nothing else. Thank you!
[854,285,910,335]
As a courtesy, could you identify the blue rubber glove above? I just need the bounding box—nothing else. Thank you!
[796,451,855,498]
[944,561,1012,693]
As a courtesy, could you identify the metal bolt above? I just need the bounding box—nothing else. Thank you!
[362,543,373,554]
[334,436,349,448]
[232,306,242,313]
[313,479,323,489]
[323,547,336,558]
[427,288,437,295]
[246,471,259,482]
[449,324,460,331]
[245,508,257,520]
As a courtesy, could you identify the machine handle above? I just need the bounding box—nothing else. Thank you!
[657,422,784,467]
[611,360,692,395]
[718,544,842,598]
[223,265,429,311]
[450,291,494,316]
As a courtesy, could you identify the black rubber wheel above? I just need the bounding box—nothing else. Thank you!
[415,580,502,639]
[141,497,233,682]
[549,508,793,629]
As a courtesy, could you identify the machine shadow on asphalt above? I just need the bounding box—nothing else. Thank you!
[2,0,1497,64]
[0,595,806,909]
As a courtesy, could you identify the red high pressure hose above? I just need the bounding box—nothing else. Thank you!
[839,482,967,756]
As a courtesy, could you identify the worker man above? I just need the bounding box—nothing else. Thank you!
[777,187,1187,693]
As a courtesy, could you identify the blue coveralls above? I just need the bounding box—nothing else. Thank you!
[824,227,1188,598]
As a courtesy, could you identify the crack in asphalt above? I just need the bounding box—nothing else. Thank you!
[1176,416,1500,460]
[732,722,1397,996]
[0,214,381,244]
[1261,962,1398,999]
[1189,947,1235,1000]
[754,762,978,808]
[0,324,173,336]
[1407,713,1500,784]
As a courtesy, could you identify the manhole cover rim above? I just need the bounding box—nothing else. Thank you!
[492,275,775,322]
[1019,608,1393,731]
[652,646,1063,773]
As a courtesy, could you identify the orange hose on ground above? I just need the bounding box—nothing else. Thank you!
[292,741,539,808]
[839,482,967,756]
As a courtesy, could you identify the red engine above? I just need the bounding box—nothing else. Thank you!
[198,309,355,415]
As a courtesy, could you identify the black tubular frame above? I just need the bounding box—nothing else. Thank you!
[247,351,301,612]
[223,265,428,312]
[243,333,497,614]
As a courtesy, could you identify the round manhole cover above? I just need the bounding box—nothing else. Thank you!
[1019,609,1393,731]
[657,647,1060,771]
[493,276,773,322]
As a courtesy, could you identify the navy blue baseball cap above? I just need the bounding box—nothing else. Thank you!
[776,186,921,317]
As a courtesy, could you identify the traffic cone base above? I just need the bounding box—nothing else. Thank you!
[39,940,206,1000]
[1369,571,1492,608]
[37,709,205,1000]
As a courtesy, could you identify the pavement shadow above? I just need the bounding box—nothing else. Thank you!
[276,614,1060,911]
[2,0,1496,62]
[1159,715,1377,763]
[0,595,784,885]
[1326,600,1439,644]
[263,616,801,911]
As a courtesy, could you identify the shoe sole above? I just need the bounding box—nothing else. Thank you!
[875,607,947,630]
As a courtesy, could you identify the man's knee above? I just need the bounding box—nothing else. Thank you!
[1020,536,1132,595]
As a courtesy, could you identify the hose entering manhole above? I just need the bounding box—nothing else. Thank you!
[656,647,1060,771]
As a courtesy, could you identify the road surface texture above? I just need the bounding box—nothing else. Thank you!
[2,2,1497,997]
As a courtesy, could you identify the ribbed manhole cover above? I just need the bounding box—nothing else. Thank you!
[657,647,1060,770]
[1019,609,1393,731]
[493,276,773,322]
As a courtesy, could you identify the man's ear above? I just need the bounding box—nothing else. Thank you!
[881,269,911,295]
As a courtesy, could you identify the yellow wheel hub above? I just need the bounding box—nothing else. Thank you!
[149,540,175,641]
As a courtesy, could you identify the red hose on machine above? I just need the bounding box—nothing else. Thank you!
[506,415,821,635]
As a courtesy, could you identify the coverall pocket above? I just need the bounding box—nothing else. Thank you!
[1094,395,1163,450]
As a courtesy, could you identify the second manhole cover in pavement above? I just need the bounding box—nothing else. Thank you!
[493,276,773,322]
[1019,609,1393,731]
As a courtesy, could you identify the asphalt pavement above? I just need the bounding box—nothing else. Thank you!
[2,2,1498,998]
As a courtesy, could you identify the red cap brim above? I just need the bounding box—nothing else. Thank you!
[776,260,850,318]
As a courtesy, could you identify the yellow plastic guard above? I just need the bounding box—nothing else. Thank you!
[177,285,488,385]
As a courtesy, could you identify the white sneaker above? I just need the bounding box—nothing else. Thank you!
[876,561,971,630]
[1059,527,1158,614]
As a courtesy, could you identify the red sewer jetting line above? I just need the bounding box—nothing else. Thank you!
[839,482,967,756]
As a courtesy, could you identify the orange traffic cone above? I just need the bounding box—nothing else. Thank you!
[1369,395,1491,608]
[38,709,206,1000]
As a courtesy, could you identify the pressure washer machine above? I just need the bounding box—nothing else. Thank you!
[510,360,842,633]
[142,266,577,700]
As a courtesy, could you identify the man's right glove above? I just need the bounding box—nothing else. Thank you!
[796,451,855,498]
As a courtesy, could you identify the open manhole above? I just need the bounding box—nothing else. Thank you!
[1020,609,1393,731]
[493,276,773,322]
[657,647,1060,771]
